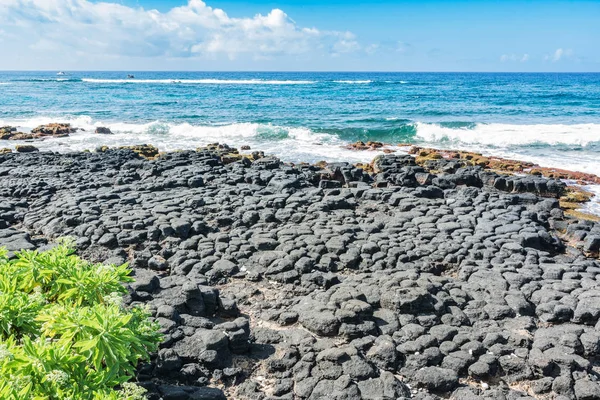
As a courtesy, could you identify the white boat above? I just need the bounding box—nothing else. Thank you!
[57,72,66,76]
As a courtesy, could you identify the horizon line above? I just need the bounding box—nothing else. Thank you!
[1,70,599,74]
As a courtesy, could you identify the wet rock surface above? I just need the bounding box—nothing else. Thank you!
[0,123,77,140]
[0,146,599,399]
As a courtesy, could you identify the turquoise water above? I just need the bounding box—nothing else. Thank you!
[0,71,599,174]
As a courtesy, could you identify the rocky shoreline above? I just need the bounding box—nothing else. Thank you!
[1,144,600,399]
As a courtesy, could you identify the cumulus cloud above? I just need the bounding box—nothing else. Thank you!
[331,32,361,55]
[0,0,359,61]
[544,48,574,62]
[500,53,529,63]
[553,48,564,61]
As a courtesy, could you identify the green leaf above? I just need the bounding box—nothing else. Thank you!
[0,244,162,399]
[73,338,99,352]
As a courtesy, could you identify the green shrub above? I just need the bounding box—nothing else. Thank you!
[0,242,162,399]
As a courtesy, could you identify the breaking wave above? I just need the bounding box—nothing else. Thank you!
[0,115,599,173]
[81,78,317,85]
[415,122,600,147]
[333,80,372,84]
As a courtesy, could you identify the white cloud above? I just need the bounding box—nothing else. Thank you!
[0,0,358,61]
[331,32,360,55]
[500,53,529,63]
[397,41,412,54]
[544,48,574,62]
[553,48,564,61]
[365,44,379,55]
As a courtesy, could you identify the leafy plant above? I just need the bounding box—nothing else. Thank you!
[0,243,161,400]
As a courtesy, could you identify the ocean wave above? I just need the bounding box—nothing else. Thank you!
[14,78,81,82]
[0,116,335,143]
[1,115,599,174]
[11,78,413,86]
[316,126,417,142]
[415,122,600,147]
[3,116,600,148]
[0,116,365,164]
[81,78,317,85]
[333,80,372,84]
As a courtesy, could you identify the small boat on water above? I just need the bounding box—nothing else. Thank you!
[127,74,135,79]
[56,72,66,76]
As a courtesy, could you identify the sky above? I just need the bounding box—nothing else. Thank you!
[0,0,598,71]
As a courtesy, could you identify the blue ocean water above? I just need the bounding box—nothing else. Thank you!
[0,71,599,174]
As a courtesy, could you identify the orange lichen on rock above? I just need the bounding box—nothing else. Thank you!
[119,144,160,159]
[1,123,78,140]
[314,160,328,169]
[31,123,77,137]
[564,209,600,222]
[354,162,374,174]
[487,158,535,172]
[408,146,600,185]
[528,168,600,184]
[345,141,386,151]
[410,147,489,167]
[559,186,595,210]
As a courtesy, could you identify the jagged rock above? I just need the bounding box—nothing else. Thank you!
[0,149,598,400]
[413,367,459,392]
[15,145,39,153]
[118,144,159,158]
[95,126,113,134]
[31,123,76,136]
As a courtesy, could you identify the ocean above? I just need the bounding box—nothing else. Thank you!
[0,71,599,175]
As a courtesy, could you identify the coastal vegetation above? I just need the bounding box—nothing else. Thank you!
[0,241,161,400]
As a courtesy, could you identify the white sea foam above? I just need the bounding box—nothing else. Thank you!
[579,184,600,217]
[20,78,78,82]
[1,116,599,176]
[81,78,317,85]
[0,82,9,85]
[0,116,378,163]
[412,122,600,175]
[333,80,372,84]
[415,122,600,147]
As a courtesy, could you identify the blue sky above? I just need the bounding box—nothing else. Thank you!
[0,0,598,71]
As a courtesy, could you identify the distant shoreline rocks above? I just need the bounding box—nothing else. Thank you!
[0,123,77,140]
[0,123,115,141]
[32,122,77,136]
